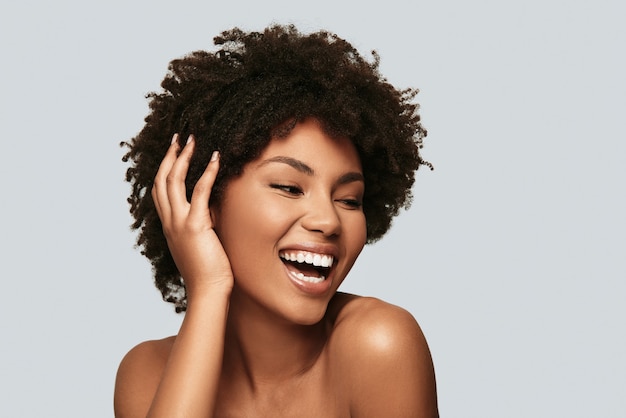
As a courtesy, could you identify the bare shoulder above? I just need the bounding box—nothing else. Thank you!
[327,294,434,367]
[113,336,176,418]
[326,293,439,417]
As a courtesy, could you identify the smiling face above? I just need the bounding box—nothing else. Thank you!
[212,119,367,325]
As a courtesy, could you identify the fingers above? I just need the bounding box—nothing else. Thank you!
[189,151,220,221]
[152,133,182,221]
[164,135,196,216]
[152,133,220,231]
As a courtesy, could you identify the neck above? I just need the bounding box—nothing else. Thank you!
[222,287,328,387]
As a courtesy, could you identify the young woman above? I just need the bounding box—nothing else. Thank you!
[115,25,438,417]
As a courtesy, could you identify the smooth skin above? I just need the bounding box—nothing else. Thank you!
[114,119,438,417]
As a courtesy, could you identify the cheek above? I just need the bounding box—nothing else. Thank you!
[345,213,367,254]
[246,196,300,239]
[214,196,294,258]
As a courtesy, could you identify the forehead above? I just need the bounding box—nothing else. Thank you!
[252,119,362,172]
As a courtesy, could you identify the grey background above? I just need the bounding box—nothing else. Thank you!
[1,0,624,416]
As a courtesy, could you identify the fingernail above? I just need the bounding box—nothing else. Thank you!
[171,133,179,145]
[211,151,219,162]
[186,135,193,145]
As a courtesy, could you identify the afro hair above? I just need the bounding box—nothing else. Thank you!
[121,24,431,312]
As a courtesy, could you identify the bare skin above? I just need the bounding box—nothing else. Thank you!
[114,120,438,417]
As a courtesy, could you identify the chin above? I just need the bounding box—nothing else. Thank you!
[282,299,332,326]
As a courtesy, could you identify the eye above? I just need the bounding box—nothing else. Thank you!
[337,199,363,209]
[270,184,303,196]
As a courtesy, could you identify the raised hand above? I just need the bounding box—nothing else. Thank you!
[151,134,233,297]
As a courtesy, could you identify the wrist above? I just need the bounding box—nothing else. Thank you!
[185,277,233,305]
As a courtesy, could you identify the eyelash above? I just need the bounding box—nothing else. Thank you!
[270,184,303,195]
[339,199,362,209]
[271,184,362,209]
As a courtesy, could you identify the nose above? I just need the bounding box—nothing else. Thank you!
[301,195,342,237]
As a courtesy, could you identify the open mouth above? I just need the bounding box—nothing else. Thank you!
[279,250,334,284]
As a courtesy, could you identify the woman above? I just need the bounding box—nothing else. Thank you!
[115,25,438,417]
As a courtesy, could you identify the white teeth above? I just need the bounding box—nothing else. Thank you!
[292,271,325,284]
[280,251,334,268]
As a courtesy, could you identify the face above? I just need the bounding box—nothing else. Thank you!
[212,119,367,325]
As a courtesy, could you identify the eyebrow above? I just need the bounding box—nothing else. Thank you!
[259,156,364,184]
[337,172,365,185]
[260,156,314,175]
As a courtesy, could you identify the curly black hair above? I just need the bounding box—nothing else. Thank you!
[121,24,431,312]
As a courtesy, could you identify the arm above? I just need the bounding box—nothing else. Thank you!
[114,134,232,418]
